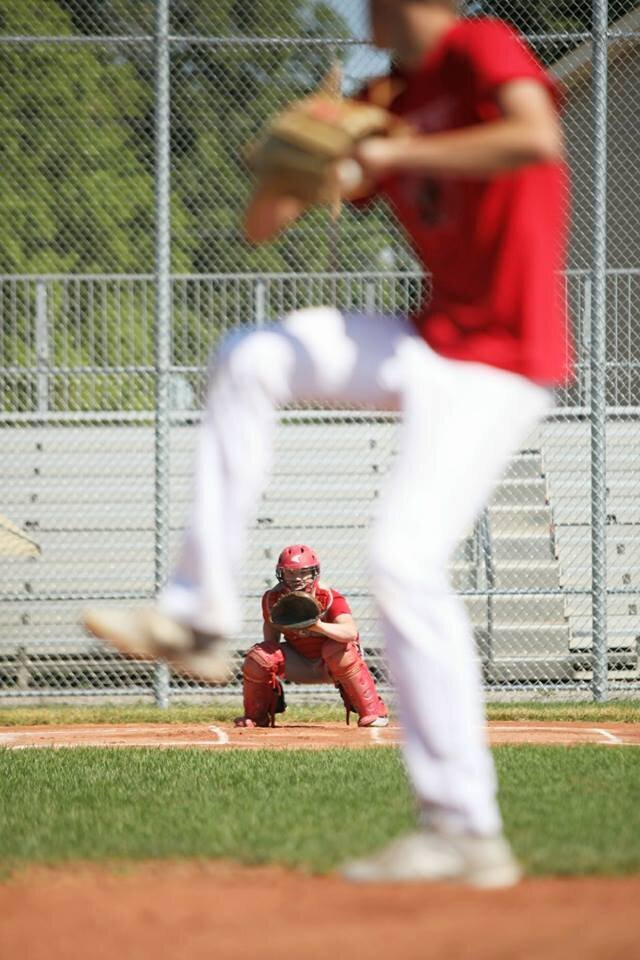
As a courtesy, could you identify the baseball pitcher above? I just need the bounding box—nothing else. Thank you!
[85,0,571,887]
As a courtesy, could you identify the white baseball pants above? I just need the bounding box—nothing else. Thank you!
[162,308,552,835]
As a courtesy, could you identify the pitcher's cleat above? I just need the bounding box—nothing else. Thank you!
[341,829,521,888]
[358,715,389,728]
[82,606,232,684]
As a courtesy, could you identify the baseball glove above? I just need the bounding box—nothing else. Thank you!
[247,94,395,205]
[269,591,323,631]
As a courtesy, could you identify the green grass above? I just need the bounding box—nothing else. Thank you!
[496,747,640,874]
[0,699,639,727]
[0,703,346,727]
[1,745,639,876]
[487,700,640,723]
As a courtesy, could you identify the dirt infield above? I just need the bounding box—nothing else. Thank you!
[1,718,640,750]
[1,861,637,960]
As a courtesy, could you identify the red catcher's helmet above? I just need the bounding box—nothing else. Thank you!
[276,544,320,592]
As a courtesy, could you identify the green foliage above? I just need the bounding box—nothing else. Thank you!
[55,0,404,275]
[0,273,159,412]
[0,0,411,414]
[0,0,177,274]
[8,0,631,412]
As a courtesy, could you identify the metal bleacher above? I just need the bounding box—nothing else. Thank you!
[541,419,640,684]
[1,416,638,697]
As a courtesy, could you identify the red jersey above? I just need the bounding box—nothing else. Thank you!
[358,18,571,386]
[262,584,353,660]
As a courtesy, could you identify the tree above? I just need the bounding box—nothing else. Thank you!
[0,1,192,410]
[0,0,195,273]
[58,0,405,274]
[1,0,415,414]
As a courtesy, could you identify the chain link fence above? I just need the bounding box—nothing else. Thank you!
[1,0,639,703]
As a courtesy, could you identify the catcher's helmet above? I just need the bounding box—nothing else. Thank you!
[276,544,320,591]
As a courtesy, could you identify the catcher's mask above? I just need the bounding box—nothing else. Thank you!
[276,544,320,593]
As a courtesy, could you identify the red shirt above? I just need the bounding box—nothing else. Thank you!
[357,18,571,386]
[262,584,353,660]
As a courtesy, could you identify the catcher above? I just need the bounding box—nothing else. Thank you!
[234,544,388,729]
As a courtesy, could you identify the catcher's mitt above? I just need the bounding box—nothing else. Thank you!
[248,94,395,206]
[269,591,323,631]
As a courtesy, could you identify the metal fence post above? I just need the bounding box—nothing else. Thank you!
[35,280,48,413]
[581,276,592,408]
[365,280,376,315]
[590,0,608,702]
[477,508,495,668]
[153,0,172,708]
[254,278,266,326]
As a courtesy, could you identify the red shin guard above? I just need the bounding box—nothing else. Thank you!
[322,640,387,727]
[236,644,285,728]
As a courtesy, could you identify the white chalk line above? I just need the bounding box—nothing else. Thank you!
[490,724,632,746]
[0,724,231,750]
[588,727,623,745]
[367,726,403,745]
[208,725,230,746]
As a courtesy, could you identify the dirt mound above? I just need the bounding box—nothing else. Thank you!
[1,861,637,960]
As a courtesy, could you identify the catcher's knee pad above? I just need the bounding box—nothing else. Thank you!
[321,641,387,727]
[321,639,360,678]
[239,644,286,727]
[243,643,285,680]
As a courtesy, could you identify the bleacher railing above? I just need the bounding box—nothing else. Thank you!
[3,269,640,415]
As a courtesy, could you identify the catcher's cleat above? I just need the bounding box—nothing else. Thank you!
[233,715,282,728]
[358,715,389,728]
[335,662,388,728]
[340,829,521,888]
[82,606,232,684]
[233,717,258,728]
